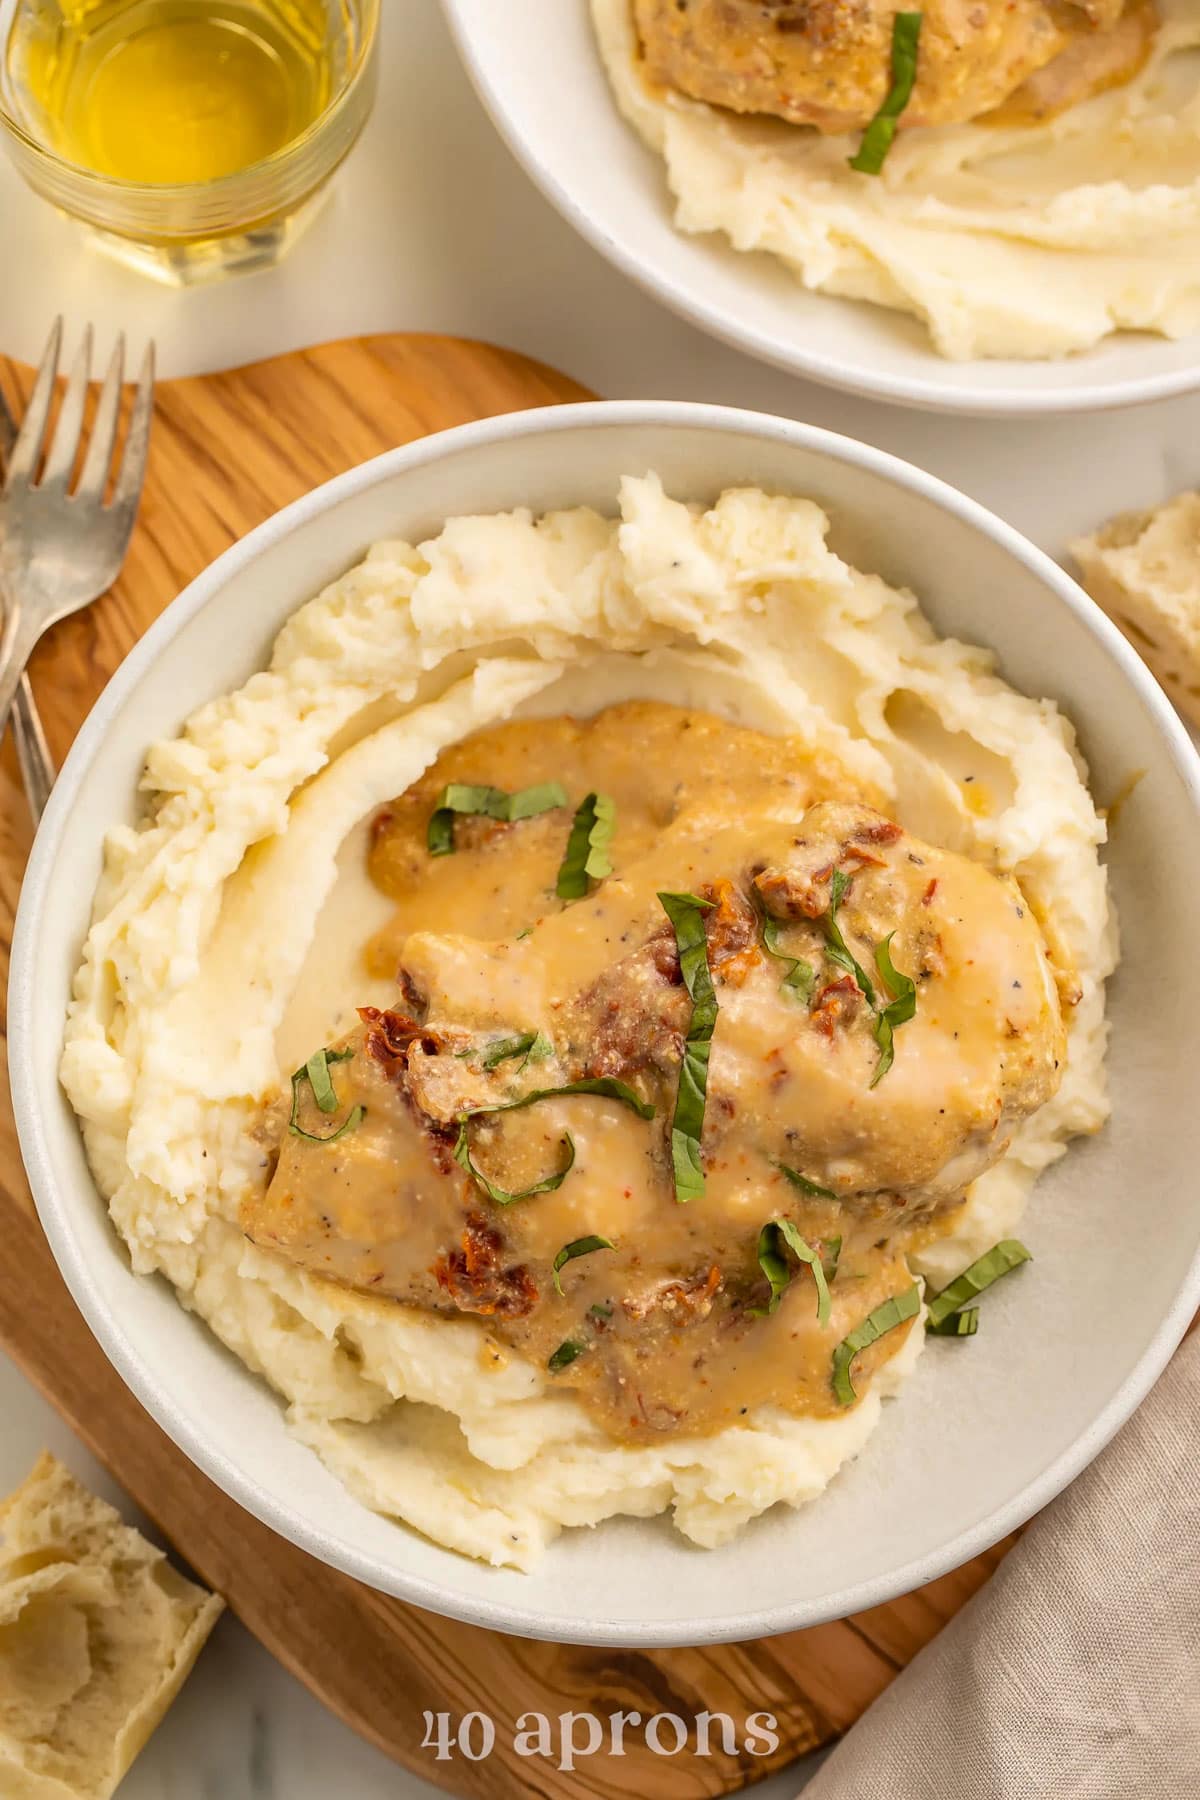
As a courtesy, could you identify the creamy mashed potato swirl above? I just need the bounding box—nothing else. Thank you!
[61,478,1114,1567]
[593,0,1200,361]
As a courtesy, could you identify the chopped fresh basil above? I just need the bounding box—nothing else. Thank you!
[289,1102,365,1145]
[824,868,877,1005]
[588,1302,613,1321]
[468,1076,655,1123]
[927,1306,979,1338]
[428,783,505,856]
[507,782,569,822]
[479,1029,553,1073]
[775,1167,843,1288]
[778,1162,837,1202]
[453,1077,654,1205]
[548,1339,585,1372]
[832,1283,921,1404]
[821,873,918,1087]
[453,1122,576,1206]
[552,1234,616,1296]
[750,1219,832,1325]
[427,780,567,856]
[556,792,617,900]
[925,1240,1031,1332]
[479,1033,536,1070]
[657,891,718,1204]
[871,932,918,1088]
[288,1047,363,1144]
[821,1235,843,1285]
[304,1046,353,1114]
[849,11,922,176]
[761,913,816,1004]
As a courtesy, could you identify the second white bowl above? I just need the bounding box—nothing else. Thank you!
[440,0,1200,417]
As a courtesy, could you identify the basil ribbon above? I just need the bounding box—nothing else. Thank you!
[552,1235,616,1296]
[452,1123,576,1206]
[288,1046,364,1144]
[427,781,567,856]
[657,891,718,1203]
[871,932,918,1087]
[925,1240,1031,1334]
[760,912,816,1003]
[750,1219,832,1325]
[849,12,922,176]
[454,1079,655,1204]
[556,792,616,900]
[832,1283,921,1404]
[475,1030,553,1072]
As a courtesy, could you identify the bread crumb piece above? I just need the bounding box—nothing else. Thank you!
[1071,492,1200,729]
[0,1453,223,1800]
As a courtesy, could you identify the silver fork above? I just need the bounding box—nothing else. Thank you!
[0,320,154,821]
[0,385,55,820]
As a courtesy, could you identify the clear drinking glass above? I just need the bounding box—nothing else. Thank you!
[0,0,380,285]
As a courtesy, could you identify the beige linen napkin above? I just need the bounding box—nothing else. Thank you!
[805,1329,1200,1800]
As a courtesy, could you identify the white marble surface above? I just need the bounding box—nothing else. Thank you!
[1,1,1198,1795]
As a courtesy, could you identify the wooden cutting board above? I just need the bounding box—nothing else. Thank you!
[0,334,1012,1799]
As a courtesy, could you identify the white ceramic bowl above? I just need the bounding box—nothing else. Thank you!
[440,0,1200,418]
[11,402,1200,1646]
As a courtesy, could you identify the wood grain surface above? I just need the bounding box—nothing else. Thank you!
[0,334,1013,1799]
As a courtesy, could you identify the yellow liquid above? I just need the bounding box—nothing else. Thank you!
[9,0,336,184]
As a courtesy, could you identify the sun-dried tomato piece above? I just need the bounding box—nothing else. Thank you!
[357,1006,440,1079]
[812,974,863,1037]
[432,1212,538,1318]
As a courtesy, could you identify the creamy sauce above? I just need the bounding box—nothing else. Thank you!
[242,703,1067,1445]
[363,702,867,977]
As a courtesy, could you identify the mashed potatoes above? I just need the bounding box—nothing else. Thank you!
[60,477,1114,1568]
[593,0,1200,361]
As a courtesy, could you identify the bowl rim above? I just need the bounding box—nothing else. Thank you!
[437,0,1200,421]
[11,397,1200,1646]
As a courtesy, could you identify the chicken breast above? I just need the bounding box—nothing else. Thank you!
[244,797,1065,1439]
[985,0,1156,125]
[632,0,1143,134]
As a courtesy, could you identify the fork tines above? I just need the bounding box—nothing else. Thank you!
[3,316,155,514]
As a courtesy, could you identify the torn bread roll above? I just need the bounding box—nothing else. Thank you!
[0,1454,223,1800]
[1071,492,1200,729]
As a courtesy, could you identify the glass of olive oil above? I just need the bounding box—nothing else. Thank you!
[0,0,379,283]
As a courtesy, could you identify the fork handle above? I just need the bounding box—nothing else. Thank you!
[0,589,44,761]
[0,571,57,820]
[13,674,55,822]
